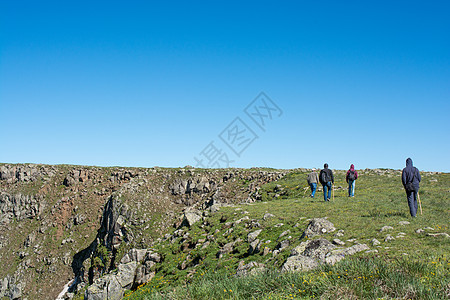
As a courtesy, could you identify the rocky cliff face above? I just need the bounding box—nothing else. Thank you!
[0,164,286,300]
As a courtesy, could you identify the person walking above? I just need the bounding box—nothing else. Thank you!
[346,164,358,197]
[319,163,334,201]
[402,158,421,217]
[307,168,319,198]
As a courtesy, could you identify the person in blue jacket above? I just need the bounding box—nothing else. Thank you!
[402,158,421,217]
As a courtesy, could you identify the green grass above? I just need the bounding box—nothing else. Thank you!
[123,169,450,299]
[126,256,449,299]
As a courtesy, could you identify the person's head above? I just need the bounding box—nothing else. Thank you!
[350,164,354,171]
[312,168,316,171]
[406,158,413,167]
[324,163,328,169]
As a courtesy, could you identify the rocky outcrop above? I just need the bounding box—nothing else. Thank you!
[282,219,369,272]
[0,192,46,224]
[0,164,55,183]
[282,237,369,272]
[85,248,161,300]
[0,275,22,300]
[98,195,131,250]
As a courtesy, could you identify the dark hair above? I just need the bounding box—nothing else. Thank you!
[324,163,328,168]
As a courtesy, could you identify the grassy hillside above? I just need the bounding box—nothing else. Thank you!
[123,169,449,299]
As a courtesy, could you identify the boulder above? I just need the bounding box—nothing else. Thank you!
[281,255,319,272]
[183,210,202,227]
[282,238,370,273]
[85,275,123,300]
[248,239,261,255]
[247,229,262,243]
[115,262,137,289]
[303,218,336,238]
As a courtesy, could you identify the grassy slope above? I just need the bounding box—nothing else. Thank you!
[124,169,449,299]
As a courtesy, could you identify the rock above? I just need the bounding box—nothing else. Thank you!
[247,230,262,243]
[248,239,261,255]
[183,210,203,227]
[24,233,36,248]
[85,274,123,300]
[291,238,336,261]
[278,230,290,240]
[235,261,265,277]
[120,249,148,264]
[423,227,434,231]
[334,229,345,237]
[217,242,234,258]
[399,221,410,226]
[283,237,371,273]
[341,244,370,255]
[332,239,345,246]
[303,218,336,238]
[371,239,380,246]
[276,239,290,251]
[416,228,425,234]
[384,235,395,242]
[0,193,46,224]
[0,275,22,300]
[380,226,394,232]
[116,262,138,289]
[263,213,275,220]
[281,255,319,272]
[426,233,450,238]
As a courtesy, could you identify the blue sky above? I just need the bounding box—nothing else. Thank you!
[1,1,449,171]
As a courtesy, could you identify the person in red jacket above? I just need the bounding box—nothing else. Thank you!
[346,164,358,197]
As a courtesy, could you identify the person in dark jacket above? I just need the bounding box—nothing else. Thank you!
[402,158,421,217]
[346,164,358,197]
[319,163,334,201]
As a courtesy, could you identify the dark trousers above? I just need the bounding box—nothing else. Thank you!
[406,190,418,217]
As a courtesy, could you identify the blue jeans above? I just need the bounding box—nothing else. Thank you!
[323,182,332,201]
[309,183,317,198]
[348,180,355,197]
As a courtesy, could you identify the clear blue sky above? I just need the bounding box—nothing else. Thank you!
[1,1,449,171]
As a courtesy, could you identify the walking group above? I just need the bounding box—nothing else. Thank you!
[305,158,421,217]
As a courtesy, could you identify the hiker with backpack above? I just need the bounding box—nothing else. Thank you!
[402,158,421,217]
[346,164,358,197]
[319,163,334,201]
[307,168,319,198]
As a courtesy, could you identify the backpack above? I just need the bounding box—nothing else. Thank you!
[348,170,356,181]
[405,169,416,192]
[320,171,328,184]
